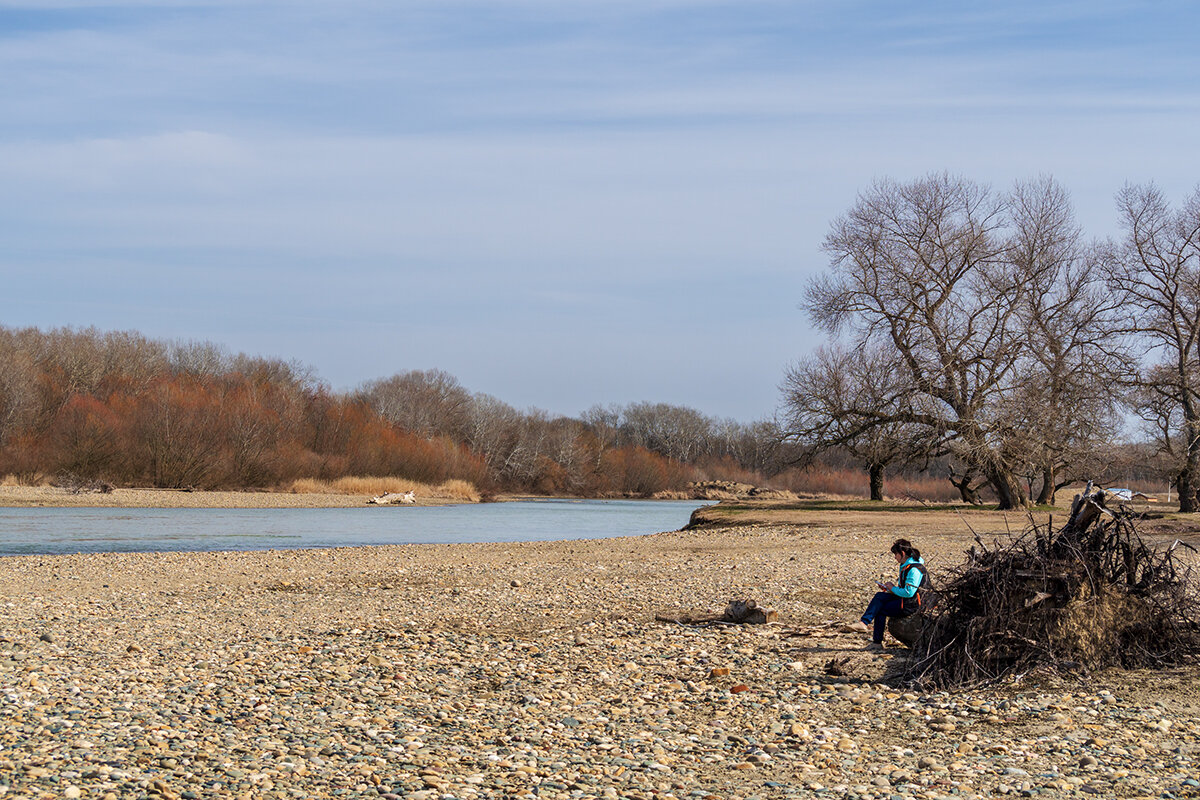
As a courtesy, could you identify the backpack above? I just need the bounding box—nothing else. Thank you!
[898,562,930,616]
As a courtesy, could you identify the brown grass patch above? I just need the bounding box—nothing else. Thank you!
[0,473,50,487]
[1050,586,1155,666]
[286,476,480,502]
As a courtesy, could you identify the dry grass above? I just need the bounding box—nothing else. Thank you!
[0,473,49,487]
[286,475,480,502]
[769,467,967,502]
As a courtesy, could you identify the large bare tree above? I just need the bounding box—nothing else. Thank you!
[1107,183,1200,510]
[802,173,1127,508]
[805,173,1030,508]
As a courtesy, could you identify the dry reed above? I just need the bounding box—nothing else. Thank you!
[286,476,480,502]
[0,473,49,487]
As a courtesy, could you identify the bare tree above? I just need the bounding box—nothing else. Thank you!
[711,417,784,476]
[167,339,230,379]
[0,329,38,447]
[463,393,522,477]
[581,404,623,472]
[806,173,1029,508]
[1004,177,1126,504]
[359,369,471,440]
[1106,183,1200,509]
[620,402,713,463]
[782,343,938,500]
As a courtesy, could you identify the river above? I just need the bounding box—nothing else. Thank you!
[0,499,711,556]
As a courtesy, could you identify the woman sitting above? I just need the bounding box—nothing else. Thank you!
[845,538,928,651]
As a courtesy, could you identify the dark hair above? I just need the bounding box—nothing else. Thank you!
[891,538,921,560]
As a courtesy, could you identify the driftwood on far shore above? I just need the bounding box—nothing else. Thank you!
[367,491,416,505]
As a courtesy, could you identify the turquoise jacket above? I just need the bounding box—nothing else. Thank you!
[890,556,925,598]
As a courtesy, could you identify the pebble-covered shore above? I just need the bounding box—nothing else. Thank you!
[0,487,370,509]
[1,519,1197,799]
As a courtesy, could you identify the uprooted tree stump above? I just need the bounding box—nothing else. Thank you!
[904,487,1200,688]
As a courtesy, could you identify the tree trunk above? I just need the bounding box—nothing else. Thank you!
[986,464,1027,510]
[1178,409,1200,512]
[949,471,981,504]
[868,463,884,501]
[1179,471,1198,513]
[1036,466,1056,505]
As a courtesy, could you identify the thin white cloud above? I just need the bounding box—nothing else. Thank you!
[1,0,1198,418]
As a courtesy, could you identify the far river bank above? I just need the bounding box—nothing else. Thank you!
[0,485,513,509]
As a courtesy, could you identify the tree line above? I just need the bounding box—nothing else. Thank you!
[783,174,1200,510]
[0,327,782,495]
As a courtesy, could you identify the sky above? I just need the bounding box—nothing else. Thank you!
[2,1,1198,422]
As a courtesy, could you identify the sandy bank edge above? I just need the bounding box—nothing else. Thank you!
[0,485,464,509]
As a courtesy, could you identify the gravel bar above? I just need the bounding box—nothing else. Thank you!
[1,520,1197,800]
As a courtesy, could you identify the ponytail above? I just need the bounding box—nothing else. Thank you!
[891,538,921,561]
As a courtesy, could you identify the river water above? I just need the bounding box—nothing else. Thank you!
[0,499,710,556]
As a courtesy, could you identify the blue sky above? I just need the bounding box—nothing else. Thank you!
[2,1,1198,421]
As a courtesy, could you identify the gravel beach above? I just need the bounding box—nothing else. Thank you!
[1,508,1197,799]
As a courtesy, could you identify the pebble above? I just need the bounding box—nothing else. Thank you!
[0,525,1195,800]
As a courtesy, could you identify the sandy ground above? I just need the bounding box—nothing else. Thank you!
[0,503,1197,799]
[0,486,456,509]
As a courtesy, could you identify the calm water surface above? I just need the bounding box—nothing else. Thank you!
[0,499,710,556]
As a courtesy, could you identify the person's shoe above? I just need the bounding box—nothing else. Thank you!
[843,621,869,634]
[865,641,886,653]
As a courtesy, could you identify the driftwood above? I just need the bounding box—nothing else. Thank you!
[51,473,114,495]
[904,486,1200,688]
[823,656,853,677]
[656,598,778,626]
[367,491,416,505]
[721,599,778,624]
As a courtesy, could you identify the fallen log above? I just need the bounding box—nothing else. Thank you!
[367,491,416,505]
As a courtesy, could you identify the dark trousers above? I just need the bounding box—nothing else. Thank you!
[862,591,905,644]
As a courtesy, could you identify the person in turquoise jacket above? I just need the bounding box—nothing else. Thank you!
[844,539,927,650]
